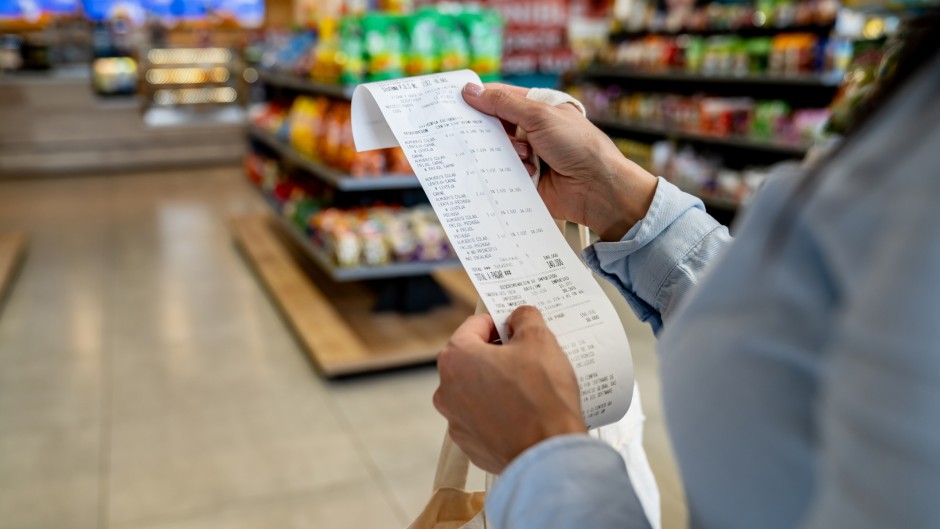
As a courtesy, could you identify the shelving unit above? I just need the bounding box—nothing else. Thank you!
[574,37,847,220]
[673,183,742,211]
[582,65,843,88]
[267,205,462,282]
[240,72,478,376]
[259,71,356,100]
[231,214,476,377]
[139,47,245,110]
[592,116,810,156]
[247,126,421,190]
[610,22,835,39]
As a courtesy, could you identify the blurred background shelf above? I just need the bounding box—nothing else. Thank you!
[581,65,844,87]
[259,71,356,100]
[248,125,421,191]
[230,214,475,377]
[591,117,811,156]
[610,22,835,39]
[672,183,742,211]
[267,208,462,282]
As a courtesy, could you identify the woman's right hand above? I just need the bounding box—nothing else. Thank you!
[462,83,659,242]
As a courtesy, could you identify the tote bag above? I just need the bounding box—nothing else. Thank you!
[406,433,489,529]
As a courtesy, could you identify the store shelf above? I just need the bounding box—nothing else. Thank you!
[670,181,742,211]
[582,65,844,87]
[257,190,461,282]
[260,71,356,100]
[230,214,475,377]
[610,22,834,39]
[248,126,422,191]
[592,117,810,156]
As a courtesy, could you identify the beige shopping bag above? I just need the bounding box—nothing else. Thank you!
[409,300,490,529]
[407,433,487,529]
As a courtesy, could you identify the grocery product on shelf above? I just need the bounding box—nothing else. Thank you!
[611,0,839,35]
[362,12,406,81]
[611,137,772,207]
[570,84,831,147]
[311,205,453,267]
[460,8,504,81]
[403,10,438,76]
[245,151,453,268]
[261,5,504,87]
[251,99,414,178]
[602,31,842,77]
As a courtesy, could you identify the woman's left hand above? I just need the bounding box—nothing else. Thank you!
[433,306,587,474]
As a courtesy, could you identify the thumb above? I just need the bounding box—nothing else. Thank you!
[506,305,550,341]
[462,84,549,133]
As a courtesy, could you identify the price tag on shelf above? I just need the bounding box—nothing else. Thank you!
[351,70,633,429]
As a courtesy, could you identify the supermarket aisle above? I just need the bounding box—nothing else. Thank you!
[0,167,685,529]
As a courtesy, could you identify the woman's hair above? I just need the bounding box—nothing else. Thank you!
[766,9,940,256]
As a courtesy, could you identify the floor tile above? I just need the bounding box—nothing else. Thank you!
[0,167,688,529]
[111,477,405,529]
[0,426,100,529]
[107,400,370,526]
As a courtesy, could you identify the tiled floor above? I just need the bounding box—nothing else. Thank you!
[0,167,687,529]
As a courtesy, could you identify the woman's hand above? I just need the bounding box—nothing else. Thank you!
[433,306,587,474]
[462,83,659,241]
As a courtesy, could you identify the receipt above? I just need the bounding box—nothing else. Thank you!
[352,70,632,429]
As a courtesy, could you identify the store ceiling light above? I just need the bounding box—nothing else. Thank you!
[147,48,232,65]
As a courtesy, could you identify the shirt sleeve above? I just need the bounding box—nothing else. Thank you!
[582,177,732,335]
[486,434,653,529]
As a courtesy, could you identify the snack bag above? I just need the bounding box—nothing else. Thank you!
[385,147,414,174]
[363,13,405,80]
[438,14,470,72]
[404,11,440,76]
[339,16,365,85]
[318,102,348,166]
[460,9,503,81]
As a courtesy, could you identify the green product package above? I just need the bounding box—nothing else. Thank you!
[363,13,404,81]
[437,14,470,73]
[294,199,322,231]
[404,11,439,76]
[458,9,503,82]
[339,16,364,85]
[746,37,772,74]
[685,37,705,72]
[751,100,790,141]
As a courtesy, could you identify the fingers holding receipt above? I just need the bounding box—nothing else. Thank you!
[351,70,633,430]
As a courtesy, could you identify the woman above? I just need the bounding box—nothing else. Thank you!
[432,16,940,529]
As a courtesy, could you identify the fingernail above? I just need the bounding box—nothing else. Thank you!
[514,142,529,157]
[463,83,484,97]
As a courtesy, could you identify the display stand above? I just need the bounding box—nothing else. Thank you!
[243,70,483,376]
[0,232,26,303]
[230,214,476,377]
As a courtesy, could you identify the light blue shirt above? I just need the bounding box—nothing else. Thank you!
[486,60,940,528]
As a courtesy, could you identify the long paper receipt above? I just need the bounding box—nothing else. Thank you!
[352,70,632,429]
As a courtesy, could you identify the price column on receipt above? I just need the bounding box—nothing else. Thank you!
[351,70,633,429]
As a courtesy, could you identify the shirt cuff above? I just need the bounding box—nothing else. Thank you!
[583,177,726,334]
[486,434,651,529]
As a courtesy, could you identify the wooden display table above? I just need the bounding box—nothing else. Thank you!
[230,214,476,377]
[0,232,26,303]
